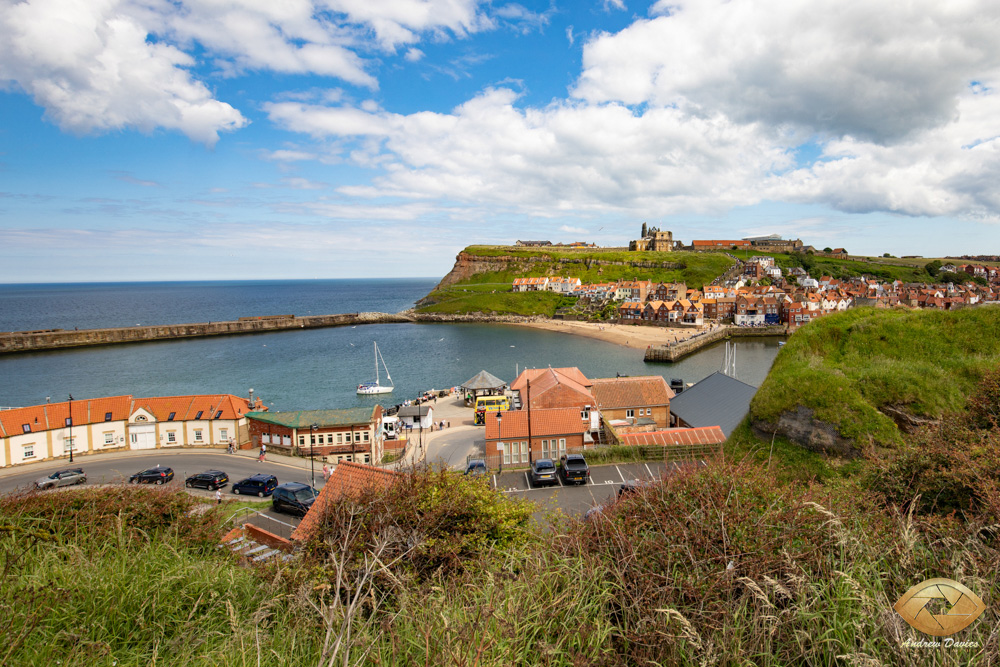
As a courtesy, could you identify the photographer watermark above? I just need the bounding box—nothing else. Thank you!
[894,577,985,648]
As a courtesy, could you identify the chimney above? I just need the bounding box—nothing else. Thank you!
[248,388,255,410]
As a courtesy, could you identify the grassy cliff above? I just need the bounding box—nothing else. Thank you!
[416,245,734,315]
[750,306,1000,453]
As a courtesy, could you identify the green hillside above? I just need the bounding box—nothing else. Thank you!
[750,306,1000,451]
[417,245,733,315]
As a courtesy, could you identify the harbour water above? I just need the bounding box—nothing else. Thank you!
[0,280,781,410]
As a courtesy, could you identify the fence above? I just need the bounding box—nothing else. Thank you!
[227,507,298,541]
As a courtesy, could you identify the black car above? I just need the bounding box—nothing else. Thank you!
[464,459,488,477]
[271,482,319,516]
[558,454,590,485]
[529,458,558,487]
[185,470,229,490]
[231,474,278,497]
[129,466,174,485]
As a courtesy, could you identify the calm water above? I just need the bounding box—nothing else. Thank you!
[0,280,781,410]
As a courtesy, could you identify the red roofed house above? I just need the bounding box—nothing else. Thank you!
[291,461,404,541]
[484,407,591,464]
[590,376,674,430]
[1,393,257,468]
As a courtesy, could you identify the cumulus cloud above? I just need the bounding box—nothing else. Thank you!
[576,0,1000,145]
[0,0,499,143]
[0,0,247,145]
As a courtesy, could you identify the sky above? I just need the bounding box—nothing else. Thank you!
[1,0,999,283]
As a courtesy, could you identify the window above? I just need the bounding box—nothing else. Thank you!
[337,433,343,444]
[23,444,35,459]
[298,435,305,446]
[626,409,635,419]
[168,412,176,421]
[22,424,31,433]
[364,454,370,463]
[215,411,223,419]
[502,442,511,465]
[195,411,203,419]
[135,415,147,422]
[363,432,369,442]
[581,406,590,420]
[194,429,203,442]
[220,428,228,441]
[346,433,353,443]
[559,438,566,457]
[167,431,176,443]
[520,441,529,464]
[104,432,114,445]
[541,439,550,458]
[326,434,334,444]
[645,408,651,416]
[65,417,72,427]
[310,435,316,445]
[105,412,113,422]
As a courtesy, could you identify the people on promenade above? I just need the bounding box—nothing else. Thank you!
[322,463,331,481]
[215,489,222,504]
[259,444,266,462]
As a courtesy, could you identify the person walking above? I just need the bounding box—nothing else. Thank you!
[259,443,266,462]
[215,489,222,504]
[322,463,331,482]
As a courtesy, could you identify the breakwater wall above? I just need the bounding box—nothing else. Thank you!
[644,325,788,363]
[0,312,417,354]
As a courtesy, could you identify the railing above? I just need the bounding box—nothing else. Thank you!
[227,507,298,541]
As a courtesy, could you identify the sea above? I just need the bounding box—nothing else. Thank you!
[0,279,781,411]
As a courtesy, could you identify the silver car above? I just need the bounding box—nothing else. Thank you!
[35,468,87,489]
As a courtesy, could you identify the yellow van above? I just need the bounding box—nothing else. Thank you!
[474,396,511,425]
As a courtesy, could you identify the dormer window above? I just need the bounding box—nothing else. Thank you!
[104,412,112,421]
[22,424,31,433]
[195,411,203,420]
[215,411,223,419]
[65,417,72,427]
[168,412,176,421]
[135,415,148,422]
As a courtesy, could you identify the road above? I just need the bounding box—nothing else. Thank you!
[0,450,320,529]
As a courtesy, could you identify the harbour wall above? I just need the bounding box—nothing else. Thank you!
[644,325,788,363]
[0,312,417,354]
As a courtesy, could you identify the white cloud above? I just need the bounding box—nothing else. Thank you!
[0,0,247,145]
[577,0,1000,145]
[404,48,424,62]
[603,0,625,10]
[565,25,574,46]
[559,224,588,234]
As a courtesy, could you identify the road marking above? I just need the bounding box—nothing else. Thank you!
[616,465,626,483]
[524,471,531,488]
[644,462,654,479]
[491,474,497,489]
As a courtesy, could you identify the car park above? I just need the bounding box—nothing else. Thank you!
[231,474,278,497]
[558,454,590,485]
[35,468,87,489]
[271,482,319,516]
[185,470,229,490]
[529,458,558,487]
[128,466,174,485]
[464,459,488,477]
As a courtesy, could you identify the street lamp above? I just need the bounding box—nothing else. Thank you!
[309,423,318,489]
[67,394,74,463]
[496,411,502,473]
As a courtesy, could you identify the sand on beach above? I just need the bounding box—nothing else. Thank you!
[511,319,714,350]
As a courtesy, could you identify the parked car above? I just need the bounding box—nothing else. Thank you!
[185,470,229,490]
[558,454,590,485]
[271,482,319,516]
[35,468,87,489]
[617,479,655,498]
[529,458,558,487]
[464,459,488,477]
[128,466,174,485]
[231,474,278,497]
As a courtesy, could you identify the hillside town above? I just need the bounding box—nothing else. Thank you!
[514,255,1000,328]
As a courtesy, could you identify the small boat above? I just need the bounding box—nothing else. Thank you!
[357,342,394,395]
[778,341,786,347]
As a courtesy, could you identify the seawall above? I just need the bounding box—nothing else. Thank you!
[644,325,788,363]
[0,312,416,354]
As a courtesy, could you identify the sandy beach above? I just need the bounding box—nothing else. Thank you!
[510,319,715,350]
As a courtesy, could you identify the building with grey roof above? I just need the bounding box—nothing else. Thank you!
[668,371,758,437]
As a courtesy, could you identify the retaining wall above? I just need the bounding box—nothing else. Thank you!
[644,325,787,362]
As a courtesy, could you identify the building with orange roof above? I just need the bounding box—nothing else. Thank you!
[619,426,726,448]
[291,461,404,541]
[484,407,591,464]
[509,367,595,412]
[1,392,257,467]
[590,376,674,429]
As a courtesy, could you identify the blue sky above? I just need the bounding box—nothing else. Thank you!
[2,0,999,282]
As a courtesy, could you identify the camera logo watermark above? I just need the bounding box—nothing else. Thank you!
[893,578,985,637]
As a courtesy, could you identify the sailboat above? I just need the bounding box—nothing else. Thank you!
[357,342,394,395]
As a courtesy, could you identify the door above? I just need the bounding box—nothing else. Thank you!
[130,425,156,450]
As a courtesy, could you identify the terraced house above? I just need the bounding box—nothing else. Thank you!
[0,393,256,468]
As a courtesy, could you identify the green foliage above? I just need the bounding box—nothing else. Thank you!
[751,307,1000,448]
[823,247,833,253]
[417,246,733,315]
[925,259,942,277]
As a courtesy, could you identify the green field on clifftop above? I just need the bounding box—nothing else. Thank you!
[750,306,1000,449]
[417,245,734,315]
